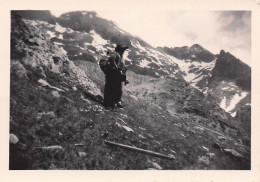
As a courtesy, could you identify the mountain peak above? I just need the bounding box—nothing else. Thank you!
[210,50,251,91]
[160,44,215,62]
[191,43,203,49]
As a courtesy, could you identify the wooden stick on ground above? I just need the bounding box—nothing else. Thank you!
[104,140,175,160]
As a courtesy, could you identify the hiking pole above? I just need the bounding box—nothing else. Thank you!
[104,140,175,160]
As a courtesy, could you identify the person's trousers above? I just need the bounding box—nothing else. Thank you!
[104,76,124,107]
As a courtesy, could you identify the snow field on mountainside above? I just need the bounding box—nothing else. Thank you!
[221,82,238,92]
[132,40,147,52]
[123,51,132,63]
[89,30,110,56]
[131,41,180,69]
[24,20,70,42]
[170,58,216,90]
[219,88,248,117]
[227,92,248,112]
[220,97,227,110]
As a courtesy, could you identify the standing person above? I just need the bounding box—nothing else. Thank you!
[104,44,129,108]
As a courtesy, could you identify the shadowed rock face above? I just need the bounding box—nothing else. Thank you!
[236,105,251,136]
[209,50,251,91]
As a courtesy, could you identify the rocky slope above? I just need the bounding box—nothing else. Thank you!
[159,45,251,117]
[210,50,251,91]
[10,11,251,170]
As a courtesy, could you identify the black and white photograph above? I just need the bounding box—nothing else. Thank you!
[9,9,252,170]
[1,0,260,181]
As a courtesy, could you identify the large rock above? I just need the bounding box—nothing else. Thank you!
[10,60,28,79]
[147,160,162,170]
[10,133,19,144]
[224,149,245,159]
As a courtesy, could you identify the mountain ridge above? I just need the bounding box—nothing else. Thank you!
[158,44,216,63]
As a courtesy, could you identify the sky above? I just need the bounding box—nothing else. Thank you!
[51,10,251,66]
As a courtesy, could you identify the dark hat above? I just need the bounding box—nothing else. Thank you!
[115,44,128,52]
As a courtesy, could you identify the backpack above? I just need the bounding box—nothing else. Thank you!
[99,52,119,75]
[99,59,108,75]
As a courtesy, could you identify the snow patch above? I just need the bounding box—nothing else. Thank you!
[46,30,55,38]
[55,23,67,33]
[82,12,88,16]
[139,59,150,68]
[220,96,227,109]
[133,41,147,52]
[80,45,88,50]
[66,28,75,33]
[26,20,39,26]
[24,20,53,27]
[54,42,63,46]
[90,30,109,54]
[219,91,248,114]
[123,50,132,62]
[226,92,248,112]
[230,112,237,117]
[58,34,63,39]
[88,49,96,54]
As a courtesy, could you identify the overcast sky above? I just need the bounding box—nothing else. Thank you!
[51,11,251,66]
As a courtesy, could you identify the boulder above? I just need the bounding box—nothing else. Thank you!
[148,160,162,170]
[11,60,28,79]
[212,141,221,149]
[52,90,60,98]
[198,155,210,165]
[122,126,134,133]
[78,152,87,157]
[206,153,215,159]
[10,133,19,144]
[224,149,245,159]
[202,146,209,152]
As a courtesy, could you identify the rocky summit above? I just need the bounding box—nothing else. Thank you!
[10,10,251,170]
